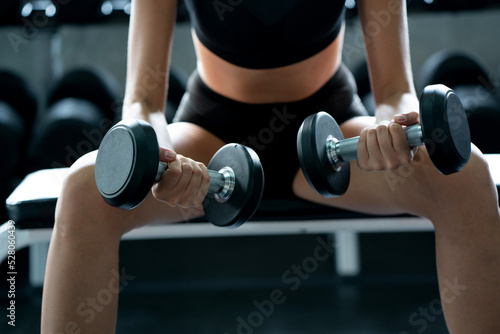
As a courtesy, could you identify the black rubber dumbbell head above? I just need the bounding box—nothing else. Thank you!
[203,144,264,228]
[95,119,159,209]
[297,112,350,198]
[420,85,471,175]
[47,66,121,121]
[0,70,37,133]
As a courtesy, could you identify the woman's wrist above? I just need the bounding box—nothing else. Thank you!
[375,91,419,122]
[122,100,159,119]
[122,100,172,147]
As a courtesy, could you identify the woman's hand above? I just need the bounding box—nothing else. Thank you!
[357,111,420,171]
[152,148,210,208]
[123,103,207,208]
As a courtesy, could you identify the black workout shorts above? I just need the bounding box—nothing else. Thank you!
[173,64,369,199]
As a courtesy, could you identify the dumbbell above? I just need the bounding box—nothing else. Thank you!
[95,119,264,228]
[0,70,38,178]
[297,84,471,197]
[28,67,120,171]
[420,50,500,153]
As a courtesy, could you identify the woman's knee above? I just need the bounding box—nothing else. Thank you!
[435,145,493,197]
[54,151,131,240]
[456,145,498,202]
[398,144,496,218]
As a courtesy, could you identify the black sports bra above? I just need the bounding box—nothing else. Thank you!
[183,0,346,69]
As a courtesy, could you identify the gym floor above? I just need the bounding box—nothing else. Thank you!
[1,233,447,333]
[4,278,447,334]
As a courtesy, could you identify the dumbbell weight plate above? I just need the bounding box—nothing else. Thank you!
[95,119,158,209]
[203,144,264,228]
[47,67,121,121]
[0,70,37,134]
[297,112,350,198]
[420,85,471,175]
[0,102,25,180]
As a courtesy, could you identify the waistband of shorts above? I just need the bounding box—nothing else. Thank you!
[186,63,357,110]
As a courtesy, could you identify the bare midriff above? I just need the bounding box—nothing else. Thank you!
[192,25,345,104]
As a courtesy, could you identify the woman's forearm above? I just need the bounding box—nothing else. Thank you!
[123,0,177,118]
[122,0,178,147]
[357,0,417,116]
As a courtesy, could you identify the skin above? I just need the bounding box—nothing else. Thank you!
[41,0,500,333]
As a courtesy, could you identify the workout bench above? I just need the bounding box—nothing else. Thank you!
[1,154,499,287]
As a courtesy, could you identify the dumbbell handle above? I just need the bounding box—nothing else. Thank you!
[327,124,423,168]
[155,162,235,203]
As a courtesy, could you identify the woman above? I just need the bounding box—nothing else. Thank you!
[41,1,500,333]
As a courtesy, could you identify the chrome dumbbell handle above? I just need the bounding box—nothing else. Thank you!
[155,162,235,203]
[326,124,423,170]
